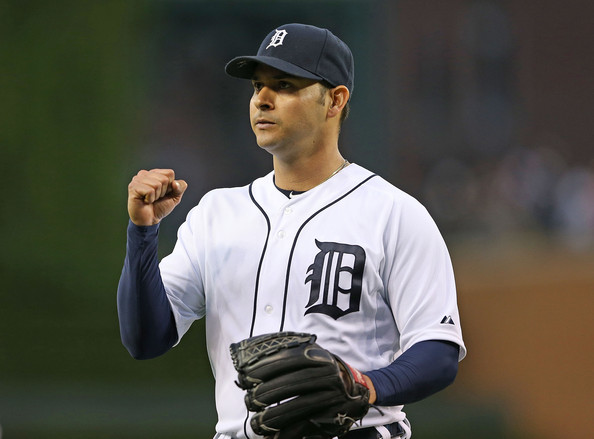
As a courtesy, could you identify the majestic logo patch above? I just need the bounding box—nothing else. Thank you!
[266,29,288,49]
[304,240,366,320]
[441,315,455,325]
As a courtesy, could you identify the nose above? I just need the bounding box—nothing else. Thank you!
[252,86,275,111]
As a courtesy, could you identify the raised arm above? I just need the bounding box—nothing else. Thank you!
[117,169,187,359]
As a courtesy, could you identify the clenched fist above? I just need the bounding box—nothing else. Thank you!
[127,169,187,226]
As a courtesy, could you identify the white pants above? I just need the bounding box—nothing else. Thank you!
[213,419,412,439]
[375,419,412,439]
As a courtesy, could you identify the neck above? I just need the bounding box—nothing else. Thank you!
[273,151,347,192]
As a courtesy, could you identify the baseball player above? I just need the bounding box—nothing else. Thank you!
[118,23,466,439]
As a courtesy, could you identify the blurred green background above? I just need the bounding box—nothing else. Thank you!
[1,1,592,438]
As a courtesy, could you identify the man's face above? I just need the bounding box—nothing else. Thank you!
[249,64,329,158]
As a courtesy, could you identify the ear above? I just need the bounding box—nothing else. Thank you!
[326,86,350,119]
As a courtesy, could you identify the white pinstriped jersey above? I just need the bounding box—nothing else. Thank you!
[159,163,466,439]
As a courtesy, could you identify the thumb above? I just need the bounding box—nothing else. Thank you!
[171,179,188,196]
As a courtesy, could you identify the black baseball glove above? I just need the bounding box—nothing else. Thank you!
[230,331,371,439]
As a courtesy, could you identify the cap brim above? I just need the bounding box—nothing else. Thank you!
[225,56,324,82]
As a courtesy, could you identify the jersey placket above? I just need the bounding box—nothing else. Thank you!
[250,199,299,334]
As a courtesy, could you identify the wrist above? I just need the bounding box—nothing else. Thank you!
[127,219,160,236]
[362,374,377,404]
[340,362,376,404]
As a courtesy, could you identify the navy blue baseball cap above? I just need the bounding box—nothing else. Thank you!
[225,23,354,94]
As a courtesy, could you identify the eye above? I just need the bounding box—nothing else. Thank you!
[252,81,263,92]
[278,81,292,89]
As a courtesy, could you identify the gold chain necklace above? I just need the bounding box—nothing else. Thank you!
[286,159,350,198]
[322,159,350,184]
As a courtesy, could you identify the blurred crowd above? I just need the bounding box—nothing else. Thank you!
[396,0,594,248]
[420,144,594,249]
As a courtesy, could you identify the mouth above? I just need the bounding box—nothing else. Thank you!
[254,118,276,129]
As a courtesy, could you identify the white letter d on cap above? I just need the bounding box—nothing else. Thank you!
[266,29,288,49]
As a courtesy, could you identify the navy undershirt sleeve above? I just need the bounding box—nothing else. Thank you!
[365,340,460,406]
[117,220,178,360]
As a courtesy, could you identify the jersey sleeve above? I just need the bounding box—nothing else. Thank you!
[159,204,207,342]
[117,221,178,359]
[365,340,459,405]
[385,195,466,360]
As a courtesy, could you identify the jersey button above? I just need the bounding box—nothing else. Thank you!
[264,305,273,314]
[277,230,286,239]
[284,207,293,215]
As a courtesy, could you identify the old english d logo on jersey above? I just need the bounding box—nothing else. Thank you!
[305,240,366,320]
[266,29,288,49]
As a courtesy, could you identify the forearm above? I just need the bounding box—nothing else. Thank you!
[117,220,178,359]
[364,340,459,406]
